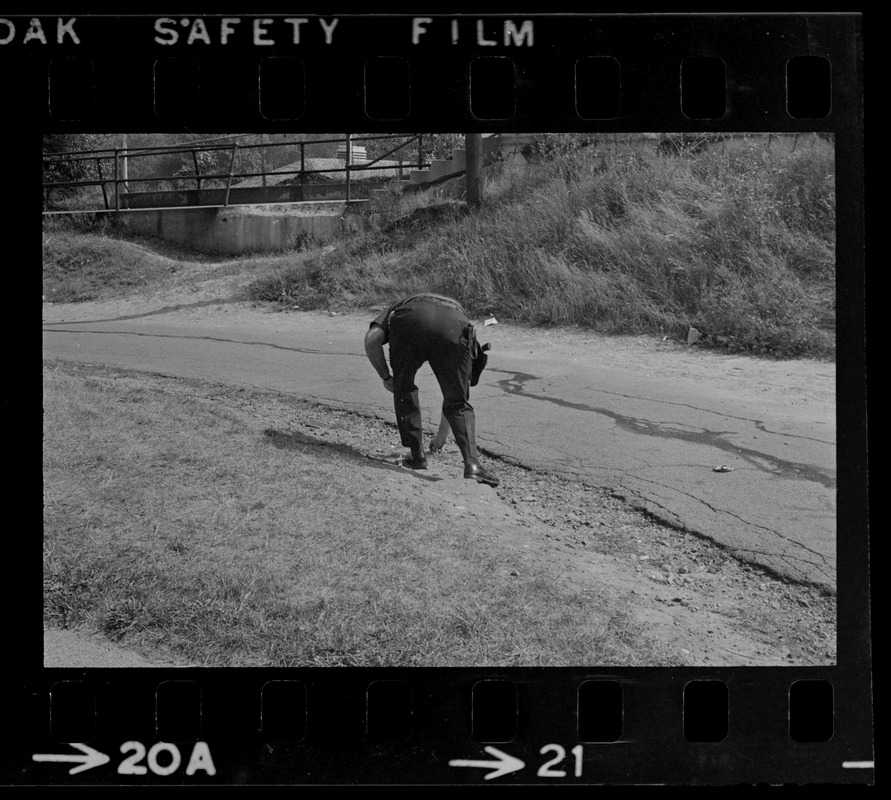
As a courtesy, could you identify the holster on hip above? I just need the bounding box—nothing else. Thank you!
[469,325,491,387]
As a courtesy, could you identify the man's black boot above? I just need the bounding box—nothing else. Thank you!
[464,459,499,487]
[403,449,428,470]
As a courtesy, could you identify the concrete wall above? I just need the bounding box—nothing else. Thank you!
[115,201,376,256]
[121,181,379,210]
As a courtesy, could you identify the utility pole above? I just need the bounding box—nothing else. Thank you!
[345,133,352,203]
[465,133,483,209]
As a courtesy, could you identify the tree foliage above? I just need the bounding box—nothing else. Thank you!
[43,134,118,188]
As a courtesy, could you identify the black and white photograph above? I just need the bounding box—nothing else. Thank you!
[42,130,838,669]
[17,10,869,788]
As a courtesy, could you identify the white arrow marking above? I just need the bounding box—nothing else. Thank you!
[449,746,525,780]
[33,743,111,775]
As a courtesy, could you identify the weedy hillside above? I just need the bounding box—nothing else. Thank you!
[249,134,836,359]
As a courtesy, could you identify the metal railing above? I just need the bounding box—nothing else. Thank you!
[43,134,432,213]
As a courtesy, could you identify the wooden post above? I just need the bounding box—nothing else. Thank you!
[465,133,483,209]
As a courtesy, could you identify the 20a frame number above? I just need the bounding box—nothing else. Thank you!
[538,744,584,778]
[118,741,215,776]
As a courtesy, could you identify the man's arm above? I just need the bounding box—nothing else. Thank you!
[364,324,394,392]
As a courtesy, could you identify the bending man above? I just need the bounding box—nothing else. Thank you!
[364,293,499,487]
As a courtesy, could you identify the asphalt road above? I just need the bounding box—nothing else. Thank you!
[42,299,837,592]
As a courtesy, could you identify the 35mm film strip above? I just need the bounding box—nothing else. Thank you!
[0,13,860,130]
[16,11,869,786]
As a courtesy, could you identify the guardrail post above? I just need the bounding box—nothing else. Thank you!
[224,141,237,206]
[114,148,120,211]
[345,133,352,203]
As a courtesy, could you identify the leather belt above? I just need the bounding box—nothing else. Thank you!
[405,294,463,311]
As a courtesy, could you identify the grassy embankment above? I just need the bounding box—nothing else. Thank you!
[43,362,675,667]
[42,223,248,301]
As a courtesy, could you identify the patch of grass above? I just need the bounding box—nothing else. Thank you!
[42,223,179,302]
[44,360,680,667]
[42,216,259,302]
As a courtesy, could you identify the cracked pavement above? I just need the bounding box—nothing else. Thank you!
[43,298,837,592]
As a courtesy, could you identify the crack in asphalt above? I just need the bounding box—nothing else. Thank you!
[612,487,834,587]
[625,478,833,569]
[44,330,833,484]
[492,369,835,489]
[469,446,835,591]
[579,384,834,446]
[42,297,243,324]
[42,326,359,359]
[448,429,836,592]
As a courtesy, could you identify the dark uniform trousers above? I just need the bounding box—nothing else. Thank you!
[388,297,479,463]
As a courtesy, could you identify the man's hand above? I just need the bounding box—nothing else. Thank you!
[429,410,451,451]
[382,375,394,393]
